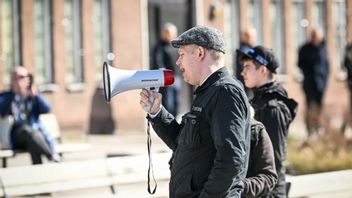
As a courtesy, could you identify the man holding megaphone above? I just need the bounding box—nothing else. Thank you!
[140,26,251,198]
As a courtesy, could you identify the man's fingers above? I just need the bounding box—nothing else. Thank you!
[140,89,152,109]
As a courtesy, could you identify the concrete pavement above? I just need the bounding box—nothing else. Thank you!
[3,129,352,198]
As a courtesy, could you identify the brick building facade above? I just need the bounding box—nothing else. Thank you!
[0,0,350,135]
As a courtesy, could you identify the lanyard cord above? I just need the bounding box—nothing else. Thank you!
[147,120,157,194]
[0,176,7,198]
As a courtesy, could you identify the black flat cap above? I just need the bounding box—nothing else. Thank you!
[236,45,279,73]
[171,26,225,54]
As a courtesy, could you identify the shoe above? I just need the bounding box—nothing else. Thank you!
[50,153,61,163]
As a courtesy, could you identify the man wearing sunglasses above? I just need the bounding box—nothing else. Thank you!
[0,66,60,164]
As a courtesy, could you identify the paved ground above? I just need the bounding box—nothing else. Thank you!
[4,124,352,198]
[5,133,171,197]
[53,179,170,198]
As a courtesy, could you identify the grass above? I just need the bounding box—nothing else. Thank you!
[286,131,352,175]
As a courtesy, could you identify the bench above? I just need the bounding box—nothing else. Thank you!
[0,114,91,167]
[287,170,352,197]
[0,152,171,197]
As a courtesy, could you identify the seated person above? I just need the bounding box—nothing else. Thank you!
[0,66,60,164]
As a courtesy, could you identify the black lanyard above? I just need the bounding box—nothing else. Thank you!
[146,120,157,194]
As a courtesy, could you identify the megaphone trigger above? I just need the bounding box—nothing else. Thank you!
[149,87,159,92]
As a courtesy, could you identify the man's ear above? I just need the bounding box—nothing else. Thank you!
[259,65,268,74]
[197,46,206,60]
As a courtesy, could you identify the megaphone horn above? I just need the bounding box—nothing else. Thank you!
[103,62,174,102]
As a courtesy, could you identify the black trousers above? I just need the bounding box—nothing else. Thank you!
[11,124,53,164]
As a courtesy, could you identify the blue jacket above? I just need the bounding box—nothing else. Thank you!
[0,90,55,150]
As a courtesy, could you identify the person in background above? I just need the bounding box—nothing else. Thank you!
[341,43,352,134]
[242,106,278,198]
[140,26,251,197]
[239,46,298,197]
[151,22,181,117]
[0,66,60,164]
[298,28,329,137]
[235,27,257,87]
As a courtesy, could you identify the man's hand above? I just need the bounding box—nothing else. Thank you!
[139,88,162,114]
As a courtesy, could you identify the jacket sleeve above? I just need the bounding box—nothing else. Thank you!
[200,86,250,197]
[0,92,14,117]
[148,106,181,151]
[33,94,51,114]
[297,46,305,70]
[255,103,291,183]
[154,47,166,68]
[242,125,278,198]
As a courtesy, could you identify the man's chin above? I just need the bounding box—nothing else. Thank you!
[244,83,254,89]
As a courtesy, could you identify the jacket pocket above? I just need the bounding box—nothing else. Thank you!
[179,113,201,149]
[174,172,196,197]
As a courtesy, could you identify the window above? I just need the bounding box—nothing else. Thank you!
[333,0,346,70]
[229,0,240,63]
[63,0,83,85]
[92,0,112,84]
[148,0,194,66]
[292,0,306,80]
[292,0,306,50]
[313,0,326,33]
[1,0,21,86]
[33,0,54,85]
[249,0,263,45]
[270,0,285,73]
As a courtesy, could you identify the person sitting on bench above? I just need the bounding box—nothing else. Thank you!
[0,66,60,164]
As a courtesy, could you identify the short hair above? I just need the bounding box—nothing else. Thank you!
[162,22,177,35]
[187,44,224,62]
[208,49,224,61]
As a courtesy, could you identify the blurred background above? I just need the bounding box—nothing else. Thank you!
[0,0,352,175]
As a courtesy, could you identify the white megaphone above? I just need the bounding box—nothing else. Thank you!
[103,62,174,102]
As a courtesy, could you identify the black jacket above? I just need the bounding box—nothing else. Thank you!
[344,43,352,89]
[151,40,179,74]
[242,119,278,198]
[149,67,251,198]
[298,41,329,95]
[251,82,298,197]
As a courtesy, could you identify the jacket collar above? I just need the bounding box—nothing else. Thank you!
[194,67,228,95]
[252,81,298,120]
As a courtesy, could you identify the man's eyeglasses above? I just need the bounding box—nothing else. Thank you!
[16,74,30,80]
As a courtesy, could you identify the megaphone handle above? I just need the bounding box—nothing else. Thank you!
[143,87,159,113]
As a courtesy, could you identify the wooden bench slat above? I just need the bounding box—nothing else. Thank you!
[0,159,109,186]
[1,177,114,197]
[0,150,14,158]
[0,153,172,197]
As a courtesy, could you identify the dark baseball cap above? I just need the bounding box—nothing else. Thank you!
[236,46,279,73]
[171,26,225,54]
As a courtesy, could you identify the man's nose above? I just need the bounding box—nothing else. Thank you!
[241,70,245,76]
[176,58,180,67]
